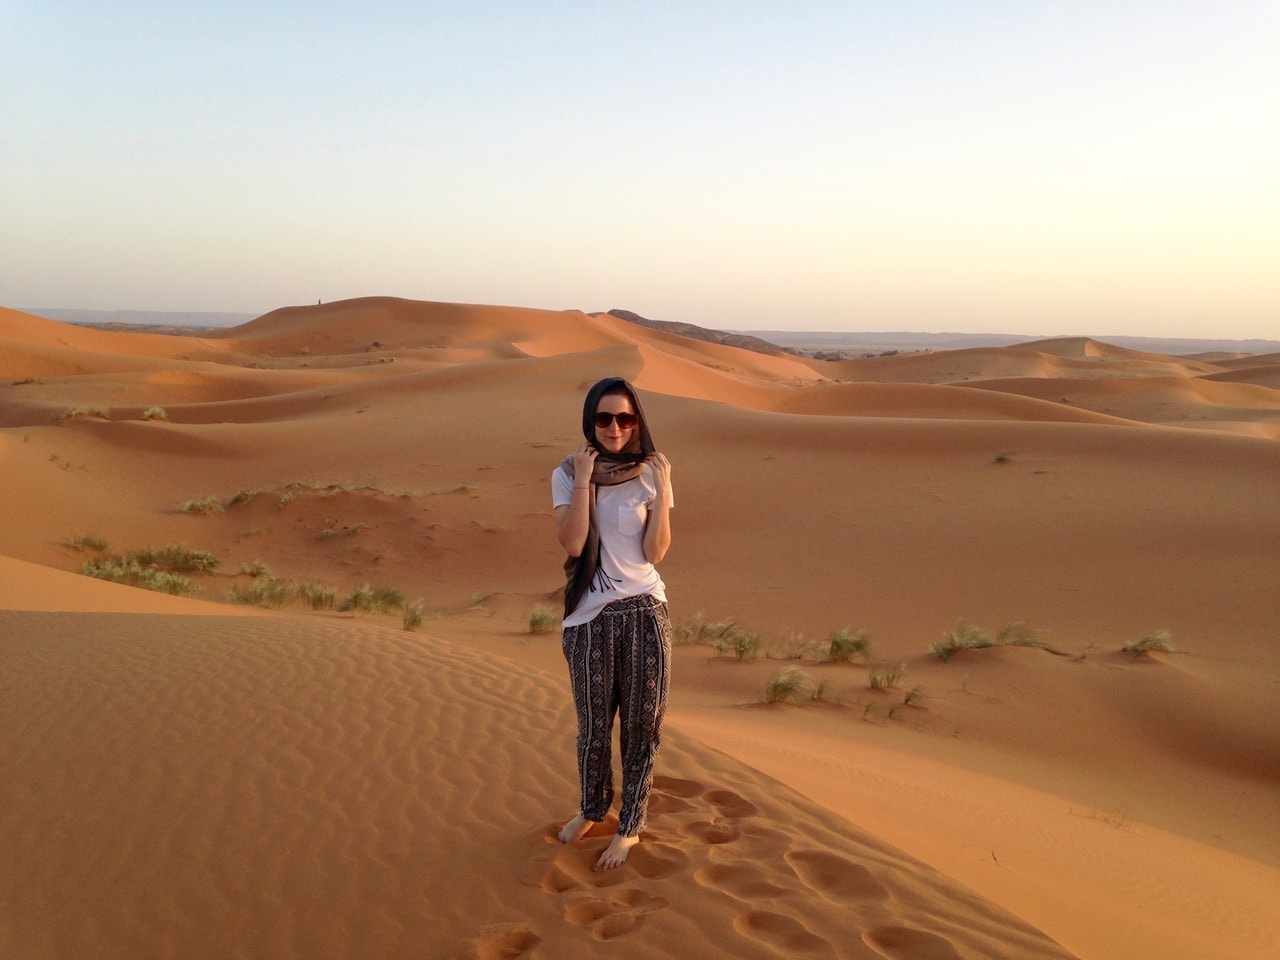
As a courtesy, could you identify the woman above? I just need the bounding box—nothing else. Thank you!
[551,377,673,871]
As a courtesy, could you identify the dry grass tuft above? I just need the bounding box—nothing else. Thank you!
[528,605,559,634]
[827,627,872,663]
[765,666,818,704]
[1122,630,1177,656]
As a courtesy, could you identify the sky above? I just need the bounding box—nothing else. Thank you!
[3,1,1277,339]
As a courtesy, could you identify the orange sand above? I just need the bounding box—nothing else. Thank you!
[2,297,1277,959]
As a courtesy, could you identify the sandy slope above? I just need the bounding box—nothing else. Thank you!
[2,297,1278,959]
[1,596,1075,960]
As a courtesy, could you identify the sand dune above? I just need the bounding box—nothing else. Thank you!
[2,297,1278,959]
[1,596,1076,960]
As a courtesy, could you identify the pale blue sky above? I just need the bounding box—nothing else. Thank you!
[3,1,1277,338]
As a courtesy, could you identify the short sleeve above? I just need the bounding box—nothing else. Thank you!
[551,465,574,509]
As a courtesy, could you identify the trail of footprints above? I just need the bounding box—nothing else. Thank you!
[485,775,960,959]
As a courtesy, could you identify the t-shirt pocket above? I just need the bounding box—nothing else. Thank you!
[617,498,648,536]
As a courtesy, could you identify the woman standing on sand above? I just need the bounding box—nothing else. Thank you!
[552,377,674,871]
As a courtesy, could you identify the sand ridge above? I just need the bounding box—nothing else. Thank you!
[3,297,1278,959]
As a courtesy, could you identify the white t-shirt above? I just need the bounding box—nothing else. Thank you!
[552,465,673,627]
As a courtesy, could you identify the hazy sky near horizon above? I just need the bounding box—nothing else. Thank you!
[3,1,1277,339]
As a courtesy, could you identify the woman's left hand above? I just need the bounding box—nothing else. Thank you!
[645,451,672,496]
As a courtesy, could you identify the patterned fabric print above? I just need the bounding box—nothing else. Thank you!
[561,594,671,837]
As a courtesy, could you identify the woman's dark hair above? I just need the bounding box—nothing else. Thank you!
[580,377,655,458]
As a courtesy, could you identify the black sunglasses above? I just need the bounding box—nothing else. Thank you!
[594,412,639,429]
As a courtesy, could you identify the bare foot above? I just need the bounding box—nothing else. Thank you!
[557,814,593,844]
[594,833,639,871]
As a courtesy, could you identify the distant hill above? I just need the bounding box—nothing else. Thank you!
[23,308,258,332]
[737,329,1280,358]
[604,309,798,356]
[21,305,1278,358]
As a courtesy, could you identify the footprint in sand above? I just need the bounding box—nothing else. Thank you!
[624,840,690,880]
[522,779,785,945]
[785,849,891,902]
[455,923,541,960]
[733,910,837,959]
[563,887,670,940]
[651,775,703,798]
[703,788,759,819]
[679,818,741,844]
[694,862,792,900]
[863,925,963,960]
[646,775,704,815]
[708,823,790,863]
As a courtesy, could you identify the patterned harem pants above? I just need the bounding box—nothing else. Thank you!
[562,594,671,837]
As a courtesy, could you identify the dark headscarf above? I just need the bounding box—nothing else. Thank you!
[560,378,656,617]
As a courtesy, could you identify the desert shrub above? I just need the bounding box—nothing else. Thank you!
[828,627,871,663]
[869,662,906,690]
[765,666,817,704]
[177,497,223,515]
[299,582,336,610]
[931,622,996,661]
[529,605,559,634]
[52,406,109,423]
[671,614,738,646]
[402,599,425,631]
[711,624,760,661]
[995,620,1057,650]
[902,684,928,707]
[1122,630,1177,655]
[82,558,192,596]
[340,583,403,615]
[933,620,1067,659]
[63,533,108,552]
[228,578,293,607]
[680,618,763,660]
[142,406,168,421]
[127,544,219,574]
[770,632,823,660]
[240,560,271,578]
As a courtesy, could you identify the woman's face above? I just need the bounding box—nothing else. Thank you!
[593,392,638,455]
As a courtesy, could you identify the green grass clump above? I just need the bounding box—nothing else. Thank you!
[300,582,336,610]
[228,578,293,608]
[671,614,735,646]
[63,533,108,552]
[869,662,906,690]
[718,626,761,661]
[1122,630,1177,656]
[339,583,404,615]
[178,497,223,515]
[932,620,1067,660]
[672,615,760,660]
[402,599,425,631]
[529,605,559,634]
[82,558,192,596]
[127,544,219,574]
[765,666,817,704]
[995,620,1058,651]
[827,627,871,663]
[931,622,996,661]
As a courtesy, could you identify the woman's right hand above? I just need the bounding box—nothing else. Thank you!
[572,442,597,482]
